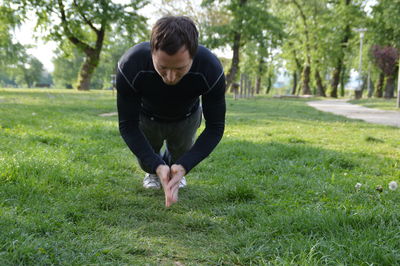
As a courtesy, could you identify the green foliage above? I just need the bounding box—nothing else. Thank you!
[274,0,366,94]
[52,29,142,90]
[14,56,44,88]
[24,0,148,46]
[202,0,282,48]
[0,45,46,88]
[2,0,398,95]
[0,4,24,65]
[369,0,400,48]
[201,0,284,88]
[13,0,148,90]
[52,48,84,89]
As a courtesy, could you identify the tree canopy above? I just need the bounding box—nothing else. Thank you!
[0,0,398,100]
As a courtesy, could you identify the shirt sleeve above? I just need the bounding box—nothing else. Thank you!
[175,72,226,173]
[116,61,165,174]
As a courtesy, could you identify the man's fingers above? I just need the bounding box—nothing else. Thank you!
[171,183,179,202]
[167,174,182,188]
[165,191,176,207]
[164,181,179,207]
[160,175,172,207]
[159,167,182,208]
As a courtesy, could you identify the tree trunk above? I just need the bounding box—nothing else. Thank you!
[375,72,384,98]
[384,74,396,99]
[255,76,261,94]
[330,60,342,98]
[302,64,311,95]
[255,56,263,94]
[76,27,104,91]
[57,0,106,91]
[76,52,100,90]
[256,63,263,94]
[225,0,247,91]
[354,89,363,99]
[266,75,272,94]
[340,65,346,97]
[291,0,312,95]
[291,71,297,95]
[225,32,241,91]
[356,74,368,99]
[24,73,32,88]
[330,0,351,98]
[315,69,326,97]
[367,76,375,98]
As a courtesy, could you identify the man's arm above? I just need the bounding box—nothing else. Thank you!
[175,74,226,173]
[116,69,165,174]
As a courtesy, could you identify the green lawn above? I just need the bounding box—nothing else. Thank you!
[349,97,399,111]
[1,88,400,265]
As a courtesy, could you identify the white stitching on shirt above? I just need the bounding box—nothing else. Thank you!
[132,70,156,90]
[118,61,156,93]
[190,70,224,95]
[118,62,137,92]
[188,72,210,90]
[210,71,224,90]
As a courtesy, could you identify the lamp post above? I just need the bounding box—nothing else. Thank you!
[354,28,367,99]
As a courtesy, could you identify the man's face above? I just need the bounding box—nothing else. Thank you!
[152,46,193,85]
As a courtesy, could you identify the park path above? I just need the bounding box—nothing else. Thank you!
[307,99,400,128]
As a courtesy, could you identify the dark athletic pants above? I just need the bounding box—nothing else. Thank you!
[137,107,202,173]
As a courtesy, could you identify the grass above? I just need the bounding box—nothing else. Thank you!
[349,97,400,111]
[1,88,400,265]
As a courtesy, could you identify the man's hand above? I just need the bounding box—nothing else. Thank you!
[156,164,186,207]
[167,164,186,206]
[156,165,172,207]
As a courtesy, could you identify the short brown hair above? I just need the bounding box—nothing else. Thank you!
[150,16,199,58]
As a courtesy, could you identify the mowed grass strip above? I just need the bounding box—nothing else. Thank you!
[0,88,400,265]
[349,97,399,111]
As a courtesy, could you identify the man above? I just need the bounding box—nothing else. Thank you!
[116,16,226,207]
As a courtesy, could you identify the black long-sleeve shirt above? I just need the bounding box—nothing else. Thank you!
[116,42,226,174]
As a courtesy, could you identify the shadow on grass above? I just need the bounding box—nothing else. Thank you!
[1,145,398,264]
[120,140,398,264]
[45,139,394,264]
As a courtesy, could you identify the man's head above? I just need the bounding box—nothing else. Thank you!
[151,16,199,85]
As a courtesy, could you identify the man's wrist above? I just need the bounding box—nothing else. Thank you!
[156,164,168,173]
[172,164,186,175]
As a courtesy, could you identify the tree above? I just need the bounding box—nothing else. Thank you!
[0,3,24,65]
[202,0,281,91]
[325,0,364,98]
[369,0,400,99]
[2,49,45,88]
[272,0,315,95]
[0,2,29,86]
[52,47,84,89]
[52,26,143,89]
[16,55,44,87]
[371,45,399,99]
[241,32,281,94]
[18,0,148,90]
